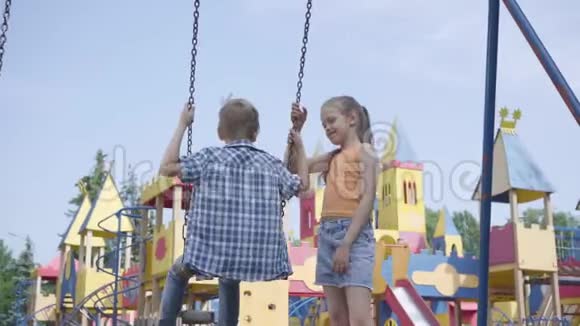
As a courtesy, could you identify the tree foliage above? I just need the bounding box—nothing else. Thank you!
[9,237,35,324]
[452,210,481,257]
[0,237,35,325]
[519,207,579,228]
[66,150,108,217]
[0,240,16,323]
[65,150,148,268]
[425,207,439,246]
[120,166,143,263]
[425,207,481,257]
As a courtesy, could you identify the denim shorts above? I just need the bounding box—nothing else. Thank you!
[314,218,375,290]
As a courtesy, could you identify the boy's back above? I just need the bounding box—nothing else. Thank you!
[157,99,309,324]
[180,139,300,281]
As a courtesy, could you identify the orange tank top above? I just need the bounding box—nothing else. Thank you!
[320,145,364,218]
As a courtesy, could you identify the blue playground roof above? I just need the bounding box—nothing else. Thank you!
[501,131,555,193]
[472,129,555,203]
[442,206,459,236]
[392,118,418,163]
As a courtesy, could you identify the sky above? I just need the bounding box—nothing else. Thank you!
[1,0,579,265]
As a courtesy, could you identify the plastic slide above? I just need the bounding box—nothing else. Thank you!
[385,280,439,326]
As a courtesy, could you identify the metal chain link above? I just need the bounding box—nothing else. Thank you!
[282,0,313,219]
[295,0,312,106]
[183,0,201,249]
[0,0,13,77]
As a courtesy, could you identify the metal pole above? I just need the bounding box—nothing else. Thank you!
[478,0,500,325]
[502,0,580,126]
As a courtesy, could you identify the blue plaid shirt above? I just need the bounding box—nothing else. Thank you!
[180,139,301,281]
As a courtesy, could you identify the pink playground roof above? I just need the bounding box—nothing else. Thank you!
[36,255,79,279]
[383,160,424,171]
[37,256,62,279]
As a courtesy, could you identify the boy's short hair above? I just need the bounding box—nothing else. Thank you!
[219,98,260,141]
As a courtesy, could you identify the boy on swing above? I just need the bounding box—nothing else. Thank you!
[158,98,309,325]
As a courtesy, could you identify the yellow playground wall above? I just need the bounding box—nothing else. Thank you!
[378,168,426,233]
[151,218,184,278]
[33,293,56,321]
[395,168,426,233]
[515,223,558,272]
[238,280,289,326]
[492,301,517,322]
[378,168,397,230]
[75,267,116,307]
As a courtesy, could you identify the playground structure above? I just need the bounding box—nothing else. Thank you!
[20,110,580,326]
[25,256,61,324]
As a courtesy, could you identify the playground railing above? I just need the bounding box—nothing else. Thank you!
[555,227,580,262]
[95,205,155,326]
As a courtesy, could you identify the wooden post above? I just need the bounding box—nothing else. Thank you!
[125,233,132,269]
[151,196,165,320]
[510,190,526,323]
[487,297,492,326]
[544,193,562,318]
[56,245,71,324]
[86,231,93,269]
[138,209,148,320]
[97,247,105,269]
[453,299,461,325]
[524,275,530,317]
[544,193,554,226]
[172,186,183,221]
[156,195,164,232]
[30,275,41,326]
[152,281,161,321]
[79,236,86,266]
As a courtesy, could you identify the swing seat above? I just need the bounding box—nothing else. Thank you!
[180,310,215,324]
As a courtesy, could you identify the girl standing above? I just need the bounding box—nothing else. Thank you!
[291,96,378,326]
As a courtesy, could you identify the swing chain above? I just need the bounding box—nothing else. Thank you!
[282,0,313,219]
[0,0,13,76]
[183,0,201,247]
[187,0,200,156]
[295,0,312,105]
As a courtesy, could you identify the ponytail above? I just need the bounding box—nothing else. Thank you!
[359,105,373,145]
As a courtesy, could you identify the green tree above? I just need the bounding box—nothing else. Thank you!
[65,149,148,268]
[9,237,35,324]
[424,207,439,247]
[66,150,108,217]
[121,165,140,207]
[120,166,142,264]
[520,207,579,228]
[64,149,117,268]
[0,240,16,323]
[452,210,481,257]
